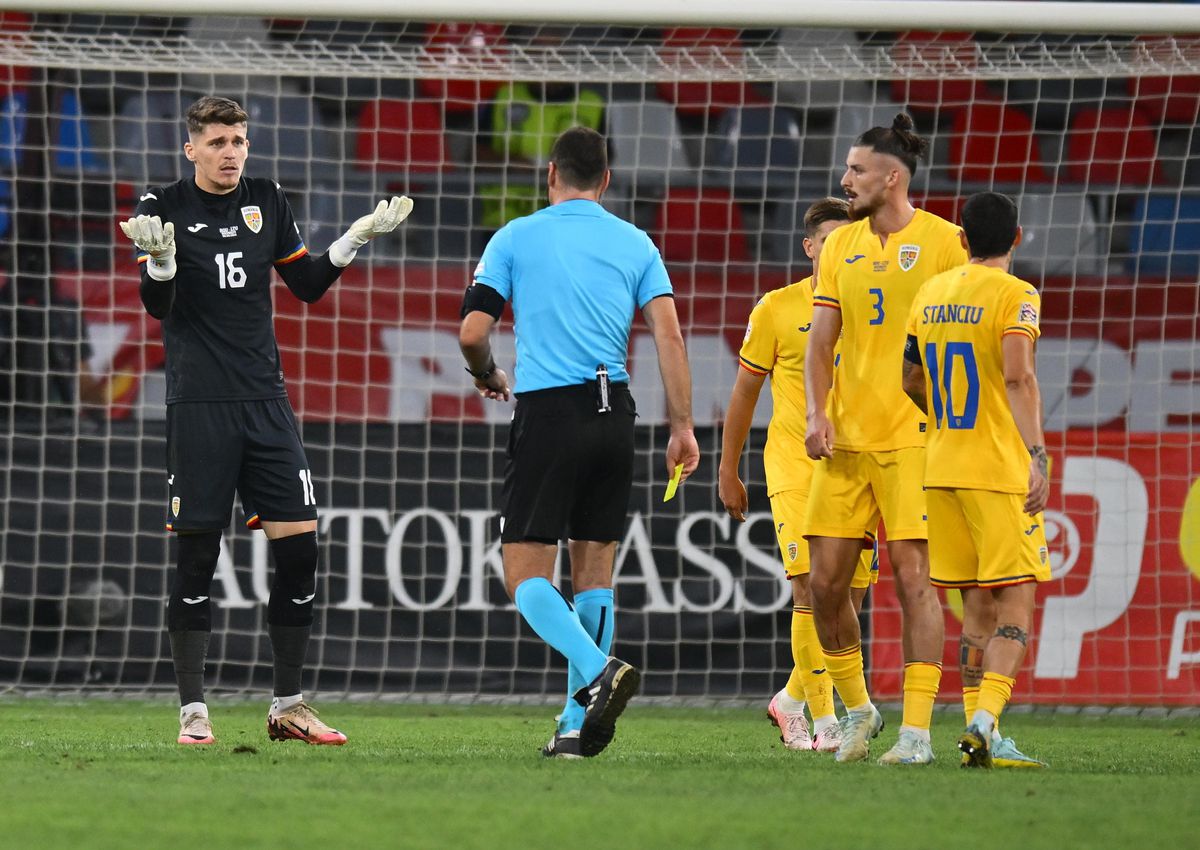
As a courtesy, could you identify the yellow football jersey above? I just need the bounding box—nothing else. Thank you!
[906,263,1042,493]
[814,209,968,451]
[739,278,816,496]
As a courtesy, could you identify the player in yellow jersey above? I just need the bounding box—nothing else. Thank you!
[804,114,967,765]
[719,197,878,753]
[902,192,1051,769]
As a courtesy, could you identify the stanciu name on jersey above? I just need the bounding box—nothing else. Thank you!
[135,177,307,404]
[921,304,985,325]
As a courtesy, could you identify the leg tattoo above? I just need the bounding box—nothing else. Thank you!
[994,624,1029,646]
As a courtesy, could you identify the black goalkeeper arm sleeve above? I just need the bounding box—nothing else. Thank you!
[139,270,176,319]
[276,253,345,304]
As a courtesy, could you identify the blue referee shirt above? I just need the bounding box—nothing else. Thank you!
[473,198,673,393]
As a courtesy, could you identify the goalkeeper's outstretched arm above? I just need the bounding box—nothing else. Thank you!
[279,195,415,303]
[120,214,177,319]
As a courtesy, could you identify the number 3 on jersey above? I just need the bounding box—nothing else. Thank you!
[924,341,979,430]
[868,287,885,325]
[215,252,246,289]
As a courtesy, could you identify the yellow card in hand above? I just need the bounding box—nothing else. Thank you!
[662,463,685,503]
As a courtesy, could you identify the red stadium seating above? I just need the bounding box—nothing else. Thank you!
[656,188,750,263]
[418,23,507,113]
[655,28,764,117]
[354,99,449,172]
[912,193,965,224]
[1127,36,1200,125]
[890,31,987,116]
[1066,105,1162,187]
[0,13,32,97]
[950,100,1050,184]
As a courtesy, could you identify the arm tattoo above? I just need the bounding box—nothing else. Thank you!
[902,361,928,413]
[994,624,1029,646]
[1029,445,1049,479]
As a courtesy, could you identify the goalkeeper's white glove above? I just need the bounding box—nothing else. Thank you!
[119,214,177,281]
[328,195,415,268]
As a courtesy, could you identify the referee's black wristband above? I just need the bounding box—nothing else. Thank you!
[466,362,496,381]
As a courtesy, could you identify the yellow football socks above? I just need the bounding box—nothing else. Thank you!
[977,672,1016,721]
[962,686,980,726]
[784,606,807,703]
[793,606,835,720]
[823,644,870,712]
[901,662,943,731]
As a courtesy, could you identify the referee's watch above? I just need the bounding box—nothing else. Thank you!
[466,361,496,382]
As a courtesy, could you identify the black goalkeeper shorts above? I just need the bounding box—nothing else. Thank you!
[164,398,317,531]
[500,382,636,545]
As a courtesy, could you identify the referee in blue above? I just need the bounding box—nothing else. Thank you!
[460,126,699,758]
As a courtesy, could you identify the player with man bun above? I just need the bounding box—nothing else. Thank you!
[803,114,966,765]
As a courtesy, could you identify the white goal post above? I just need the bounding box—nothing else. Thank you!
[17,1,1200,32]
[0,3,1197,709]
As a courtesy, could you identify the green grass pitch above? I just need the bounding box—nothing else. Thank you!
[1,700,1196,849]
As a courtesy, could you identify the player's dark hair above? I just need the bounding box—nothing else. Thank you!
[550,126,608,190]
[186,95,248,135]
[961,192,1020,259]
[803,196,851,238]
[854,113,928,176]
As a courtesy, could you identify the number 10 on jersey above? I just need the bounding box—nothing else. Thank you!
[924,341,979,430]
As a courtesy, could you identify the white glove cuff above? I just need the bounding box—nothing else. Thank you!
[328,234,362,268]
[146,255,177,282]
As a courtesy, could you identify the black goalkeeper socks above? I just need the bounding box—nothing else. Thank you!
[266,532,318,697]
[169,629,210,706]
[269,624,311,698]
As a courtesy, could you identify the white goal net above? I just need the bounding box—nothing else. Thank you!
[0,7,1197,706]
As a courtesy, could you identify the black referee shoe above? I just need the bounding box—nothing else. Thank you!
[575,657,641,757]
[541,729,583,759]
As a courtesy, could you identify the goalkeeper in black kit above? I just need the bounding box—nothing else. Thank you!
[120,95,413,746]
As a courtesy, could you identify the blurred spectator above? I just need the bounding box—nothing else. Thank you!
[477,80,606,229]
[0,70,104,431]
[0,276,104,431]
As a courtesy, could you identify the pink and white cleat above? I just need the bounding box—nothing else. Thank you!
[811,721,843,753]
[267,702,347,746]
[177,710,215,745]
[766,689,812,751]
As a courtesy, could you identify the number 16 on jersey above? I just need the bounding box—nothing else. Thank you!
[215,252,246,289]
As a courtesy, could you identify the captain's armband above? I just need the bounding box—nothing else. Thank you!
[903,334,922,366]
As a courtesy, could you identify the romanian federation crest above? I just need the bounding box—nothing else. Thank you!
[241,205,263,234]
[171,496,181,517]
[898,244,920,271]
[787,542,798,562]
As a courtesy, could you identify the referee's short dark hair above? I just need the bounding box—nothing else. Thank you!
[803,196,851,239]
[550,126,607,190]
[961,192,1020,260]
[186,95,248,136]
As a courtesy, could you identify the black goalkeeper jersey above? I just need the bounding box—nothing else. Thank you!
[134,177,313,403]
